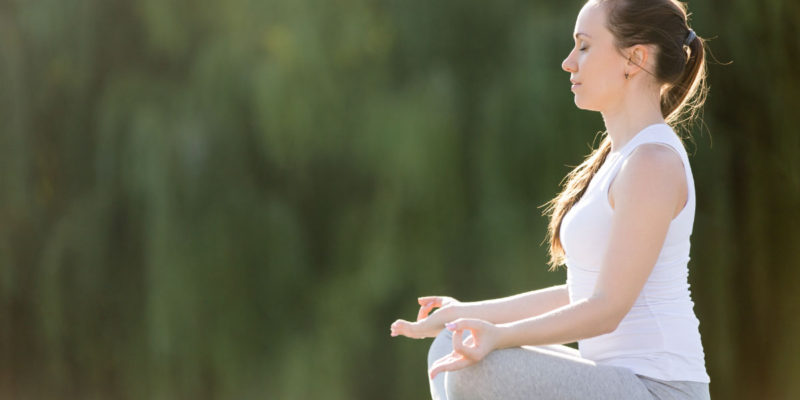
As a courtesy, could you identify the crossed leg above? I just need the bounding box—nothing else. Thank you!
[427,328,654,400]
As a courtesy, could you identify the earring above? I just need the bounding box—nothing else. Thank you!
[624,72,629,80]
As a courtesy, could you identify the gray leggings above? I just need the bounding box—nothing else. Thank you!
[428,329,710,400]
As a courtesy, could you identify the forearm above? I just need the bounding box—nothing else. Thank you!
[453,284,570,325]
[494,296,617,349]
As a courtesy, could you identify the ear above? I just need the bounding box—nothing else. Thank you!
[624,44,651,78]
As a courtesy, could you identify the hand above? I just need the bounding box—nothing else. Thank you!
[428,318,501,380]
[390,296,461,339]
[415,296,460,321]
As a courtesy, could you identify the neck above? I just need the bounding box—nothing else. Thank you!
[601,82,665,152]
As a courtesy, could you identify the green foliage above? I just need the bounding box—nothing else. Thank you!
[0,0,798,398]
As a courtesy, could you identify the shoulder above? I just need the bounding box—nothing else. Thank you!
[611,143,687,210]
[624,143,685,180]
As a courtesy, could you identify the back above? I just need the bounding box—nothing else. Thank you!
[560,123,710,383]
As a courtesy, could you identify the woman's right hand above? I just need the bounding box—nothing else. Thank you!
[390,296,463,339]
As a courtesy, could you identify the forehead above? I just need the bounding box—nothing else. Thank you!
[574,2,607,38]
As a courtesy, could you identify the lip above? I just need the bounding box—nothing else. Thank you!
[570,79,581,90]
[571,83,581,90]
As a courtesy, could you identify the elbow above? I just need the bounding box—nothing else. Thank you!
[600,316,623,335]
[589,296,628,335]
[602,306,627,334]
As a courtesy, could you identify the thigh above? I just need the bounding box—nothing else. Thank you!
[443,342,654,400]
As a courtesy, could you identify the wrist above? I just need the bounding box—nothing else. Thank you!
[494,322,517,349]
[441,303,466,322]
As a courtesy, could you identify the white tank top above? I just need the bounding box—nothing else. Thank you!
[560,123,710,383]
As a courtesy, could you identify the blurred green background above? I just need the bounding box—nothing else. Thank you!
[1,0,798,398]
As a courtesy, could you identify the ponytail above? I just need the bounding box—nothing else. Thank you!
[662,33,708,128]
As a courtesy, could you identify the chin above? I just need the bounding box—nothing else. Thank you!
[573,97,601,112]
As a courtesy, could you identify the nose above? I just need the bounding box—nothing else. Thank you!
[562,51,577,73]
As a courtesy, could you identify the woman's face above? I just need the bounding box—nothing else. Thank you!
[561,2,627,112]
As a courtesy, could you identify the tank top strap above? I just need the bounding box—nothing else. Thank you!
[614,124,685,159]
[600,124,692,204]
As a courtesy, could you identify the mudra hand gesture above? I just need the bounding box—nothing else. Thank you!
[390,296,460,338]
[390,296,503,379]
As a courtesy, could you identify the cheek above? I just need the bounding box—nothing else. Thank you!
[576,57,621,106]
[579,82,615,110]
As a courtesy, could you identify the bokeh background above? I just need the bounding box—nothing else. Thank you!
[1,0,798,398]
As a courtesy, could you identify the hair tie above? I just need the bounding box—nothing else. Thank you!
[684,29,697,46]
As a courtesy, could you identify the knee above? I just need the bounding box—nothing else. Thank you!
[444,349,510,400]
[444,365,484,400]
[428,329,453,367]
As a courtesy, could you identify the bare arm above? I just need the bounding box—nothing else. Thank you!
[454,284,570,324]
[493,145,686,348]
[390,284,570,339]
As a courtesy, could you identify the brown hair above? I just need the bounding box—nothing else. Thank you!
[543,0,708,270]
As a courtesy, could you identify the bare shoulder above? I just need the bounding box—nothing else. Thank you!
[610,143,687,213]
[625,143,685,177]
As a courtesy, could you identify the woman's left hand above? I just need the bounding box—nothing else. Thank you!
[428,318,503,380]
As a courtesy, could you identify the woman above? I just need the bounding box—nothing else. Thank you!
[389,0,711,399]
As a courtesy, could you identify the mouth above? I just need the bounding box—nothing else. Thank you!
[571,82,581,90]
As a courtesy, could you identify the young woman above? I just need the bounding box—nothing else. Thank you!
[389,0,711,399]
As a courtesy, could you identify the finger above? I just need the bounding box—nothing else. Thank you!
[429,353,475,380]
[391,319,428,338]
[458,328,478,348]
[452,330,481,360]
[416,301,435,321]
[429,351,463,373]
[450,328,474,357]
[448,321,483,360]
[390,319,413,337]
[418,296,442,307]
[464,334,476,347]
[446,319,482,342]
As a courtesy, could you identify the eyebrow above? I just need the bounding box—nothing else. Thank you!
[574,32,591,40]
